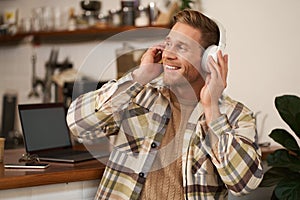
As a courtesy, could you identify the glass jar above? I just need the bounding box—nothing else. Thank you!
[135,5,149,27]
[109,9,121,26]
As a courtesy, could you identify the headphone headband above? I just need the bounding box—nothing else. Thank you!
[200,16,227,74]
[213,19,226,51]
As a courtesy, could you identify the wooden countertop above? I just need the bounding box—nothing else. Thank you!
[0,145,281,190]
[0,148,106,190]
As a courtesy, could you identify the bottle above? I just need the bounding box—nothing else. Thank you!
[109,9,121,26]
[121,0,135,26]
[135,5,149,27]
[68,7,76,31]
[148,2,158,25]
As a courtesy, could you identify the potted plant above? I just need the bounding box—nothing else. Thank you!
[259,95,300,200]
[180,0,194,10]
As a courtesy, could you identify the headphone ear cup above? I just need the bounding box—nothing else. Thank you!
[201,45,218,73]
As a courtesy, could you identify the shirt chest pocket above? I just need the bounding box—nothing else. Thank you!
[120,103,152,136]
[114,102,166,153]
[121,102,168,135]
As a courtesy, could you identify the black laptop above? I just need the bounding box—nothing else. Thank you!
[18,103,108,163]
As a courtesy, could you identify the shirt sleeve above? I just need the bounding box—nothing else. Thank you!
[199,99,264,196]
[66,73,143,141]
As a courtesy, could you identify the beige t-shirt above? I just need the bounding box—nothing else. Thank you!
[139,94,197,200]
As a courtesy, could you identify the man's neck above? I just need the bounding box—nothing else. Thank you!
[169,80,204,102]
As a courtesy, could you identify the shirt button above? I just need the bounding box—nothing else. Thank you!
[130,86,135,91]
[151,142,157,148]
[162,115,169,121]
[139,172,144,178]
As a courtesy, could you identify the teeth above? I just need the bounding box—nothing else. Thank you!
[165,65,179,70]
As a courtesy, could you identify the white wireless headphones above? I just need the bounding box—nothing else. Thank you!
[201,19,226,73]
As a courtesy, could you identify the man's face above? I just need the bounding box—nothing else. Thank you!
[162,22,205,87]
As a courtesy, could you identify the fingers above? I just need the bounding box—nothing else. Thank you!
[156,43,166,51]
[207,56,220,79]
[207,50,228,87]
[150,43,165,56]
[217,50,228,79]
[141,43,165,64]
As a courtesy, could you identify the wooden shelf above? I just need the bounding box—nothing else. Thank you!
[0,32,31,44]
[260,145,283,160]
[0,24,170,45]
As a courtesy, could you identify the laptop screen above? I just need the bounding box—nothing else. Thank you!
[19,103,72,152]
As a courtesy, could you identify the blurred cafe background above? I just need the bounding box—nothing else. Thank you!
[0,0,300,150]
[0,0,181,149]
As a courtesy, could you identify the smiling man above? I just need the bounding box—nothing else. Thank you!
[67,9,263,200]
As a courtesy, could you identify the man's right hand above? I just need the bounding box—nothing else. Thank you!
[132,44,165,85]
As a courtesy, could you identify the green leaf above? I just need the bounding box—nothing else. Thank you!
[274,178,300,200]
[269,129,300,152]
[267,149,300,171]
[180,0,194,10]
[271,192,280,200]
[259,167,292,187]
[275,95,300,138]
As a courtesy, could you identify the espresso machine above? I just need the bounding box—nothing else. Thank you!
[28,48,73,103]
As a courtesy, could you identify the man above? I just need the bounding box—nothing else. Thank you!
[67,9,263,200]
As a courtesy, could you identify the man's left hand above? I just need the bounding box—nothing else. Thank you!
[200,50,229,123]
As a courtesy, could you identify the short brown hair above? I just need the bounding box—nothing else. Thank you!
[173,9,219,49]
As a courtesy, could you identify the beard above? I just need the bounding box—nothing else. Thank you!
[163,72,188,87]
[163,69,203,88]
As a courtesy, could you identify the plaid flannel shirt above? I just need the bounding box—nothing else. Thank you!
[67,73,263,200]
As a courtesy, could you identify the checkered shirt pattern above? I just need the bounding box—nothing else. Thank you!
[67,73,263,200]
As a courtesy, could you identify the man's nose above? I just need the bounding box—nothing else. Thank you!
[162,47,177,60]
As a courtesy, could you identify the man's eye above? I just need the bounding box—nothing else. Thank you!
[178,44,187,52]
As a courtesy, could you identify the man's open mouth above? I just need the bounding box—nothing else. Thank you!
[164,64,181,70]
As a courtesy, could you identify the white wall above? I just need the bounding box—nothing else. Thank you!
[200,0,300,145]
[1,0,300,145]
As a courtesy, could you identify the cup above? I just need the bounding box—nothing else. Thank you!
[3,8,18,25]
[31,7,43,32]
[20,17,31,33]
[42,6,54,31]
[0,138,5,163]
